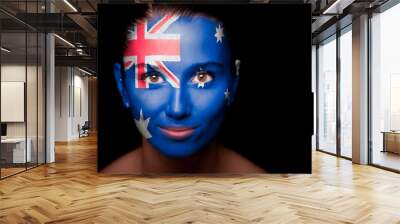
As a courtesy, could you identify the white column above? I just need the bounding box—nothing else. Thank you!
[46,0,55,163]
[352,14,369,164]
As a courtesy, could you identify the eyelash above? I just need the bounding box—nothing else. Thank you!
[139,68,215,86]
[144,71,161,78]
[191,70,214,86]
[197,70,214,77]
[143,71,165,84]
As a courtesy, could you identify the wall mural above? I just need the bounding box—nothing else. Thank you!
[98,4,312,174]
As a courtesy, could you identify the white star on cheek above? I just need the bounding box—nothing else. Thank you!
[197,82,205,88]
[134,109,152,139]
[224,89,230,100]
[215,24,224,43]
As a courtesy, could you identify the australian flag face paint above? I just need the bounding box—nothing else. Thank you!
[114,12,237,158]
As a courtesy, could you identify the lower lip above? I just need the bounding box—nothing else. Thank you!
[159,127,195,140]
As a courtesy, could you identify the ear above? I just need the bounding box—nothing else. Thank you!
[113,63,130,108]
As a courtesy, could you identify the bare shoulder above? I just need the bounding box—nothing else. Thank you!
[217,147,266,173]
[101,148,142,174]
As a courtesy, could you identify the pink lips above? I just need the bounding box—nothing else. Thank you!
[159,127,195,140]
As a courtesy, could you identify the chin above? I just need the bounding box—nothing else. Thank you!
[151,140,204,158]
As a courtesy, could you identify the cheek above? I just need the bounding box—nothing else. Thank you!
[190,75,231,121]
[128,88,170,117]
[189,87,226,122]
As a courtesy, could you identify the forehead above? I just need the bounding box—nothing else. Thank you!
[130,12,232,67]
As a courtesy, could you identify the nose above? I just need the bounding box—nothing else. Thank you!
[165,88,191,120]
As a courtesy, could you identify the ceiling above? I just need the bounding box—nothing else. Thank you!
[0,0,393,73]
[0,0,100,72]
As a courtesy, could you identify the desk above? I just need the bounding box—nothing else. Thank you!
[1,138,31,163]
[381,131,400,154]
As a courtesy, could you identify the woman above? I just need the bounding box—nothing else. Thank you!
[102,5,265,173]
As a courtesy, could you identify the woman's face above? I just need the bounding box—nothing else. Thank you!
[114,12,238,158]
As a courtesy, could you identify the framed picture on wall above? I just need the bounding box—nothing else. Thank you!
[1,81,25,122]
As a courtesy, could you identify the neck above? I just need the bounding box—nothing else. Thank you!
[140,139,219,173]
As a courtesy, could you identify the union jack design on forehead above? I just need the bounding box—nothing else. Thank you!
[124,14,181,88]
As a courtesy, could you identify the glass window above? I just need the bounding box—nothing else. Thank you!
[371,3,400,171]
[339,28,352,158]
[318,36,337,154]
[312,45,317,150]
[1,31,28,177]
[0,1,46,179]
[27,30,38,169]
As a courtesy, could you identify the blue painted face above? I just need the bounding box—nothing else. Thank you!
[114,12,239,158]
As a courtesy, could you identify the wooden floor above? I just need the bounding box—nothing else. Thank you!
[1,135,400,223]
[1,167,26,178]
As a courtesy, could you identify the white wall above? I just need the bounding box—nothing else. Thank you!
[1,64,46,164]
[55,66,89,141]
[72,72,89,138]
[1,65,26,134]
[1,82,25,122]
[55,66,69,141]
[1,65,39,137]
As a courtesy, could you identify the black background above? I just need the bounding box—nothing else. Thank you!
[97,3,312,173]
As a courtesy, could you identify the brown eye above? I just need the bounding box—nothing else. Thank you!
[192,71,213,87]
[197,73,207,82]
[144,73,165,84]
[150,75,159,82]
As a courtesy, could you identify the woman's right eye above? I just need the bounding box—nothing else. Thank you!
[144,73,165,84]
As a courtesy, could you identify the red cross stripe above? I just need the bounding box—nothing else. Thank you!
[123,14,181,88]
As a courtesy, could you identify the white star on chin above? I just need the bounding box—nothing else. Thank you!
[134,109,152,139]
[215,24,224,43]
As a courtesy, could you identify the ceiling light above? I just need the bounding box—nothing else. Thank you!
[322,0,354,15]
[1,47,11,53]
[63,0,78,12]
[323,0,341,14]
[77,67,92,76]
[54,34,75,48]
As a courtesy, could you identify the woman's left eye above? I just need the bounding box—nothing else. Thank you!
[144,73,165,84]
[191,71,213,86]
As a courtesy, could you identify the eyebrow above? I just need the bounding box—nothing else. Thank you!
[136,62,225,70]
[135,63,162,73]
[194,62,224,69]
